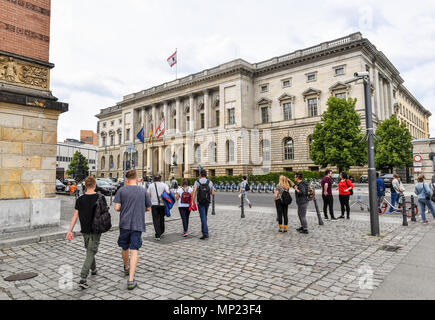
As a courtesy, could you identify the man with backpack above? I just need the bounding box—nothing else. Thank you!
[239,176,252,209]
[114,170,152,290]
[148,173,170,241]
[192,169,215,240]
[292,172,310,234]
[66,177,109,290]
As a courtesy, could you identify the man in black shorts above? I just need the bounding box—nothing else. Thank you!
[114,170,152,290]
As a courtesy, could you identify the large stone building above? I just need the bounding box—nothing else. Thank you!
[0,0,68,232]
[96,32,430,180]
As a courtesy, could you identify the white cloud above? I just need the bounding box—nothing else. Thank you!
[50,0,435,140]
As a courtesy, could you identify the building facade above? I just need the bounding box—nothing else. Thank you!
[80,130,98,146]
[96,32,430,180]
[56,141,98,180]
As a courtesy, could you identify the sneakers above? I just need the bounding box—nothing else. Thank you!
[423,220,429,224]
[249,203,252,209]
[127,280,137,291]
[338,215,345,219]
[324,216,329,220]
[124,268,130,276]
[297,228,309,234]
[91,269,98,276]
[183,232,189,237]
[200,235,209,240]
[78,279,89,290]
[331,217,338,221]
[296,227,304,232]
[155,237,161,241]
[283,226,288,233]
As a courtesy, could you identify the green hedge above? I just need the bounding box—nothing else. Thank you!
[176,171,326,186]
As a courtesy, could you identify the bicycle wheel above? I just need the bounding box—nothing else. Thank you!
[405,201,419,218]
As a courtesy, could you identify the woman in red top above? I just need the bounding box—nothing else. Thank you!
[337,172,354,219]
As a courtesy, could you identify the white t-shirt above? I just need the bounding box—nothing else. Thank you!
[148,182,169,206]
[177,186,193,208]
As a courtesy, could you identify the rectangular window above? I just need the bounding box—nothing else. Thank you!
[103,123,106,128]
[308,98,318,117]
[335,93,347,99]
[284,167,293,172]
[111,121,115,126]
[307,73,317,82]
[227,169,234,176]
[173,119,177,130]
[282,79,292,88]
[216,110,220,126]
[261,107,269,124]
[200,113,205,129]
[187,116,190,131]
[228,109,235,125]
[334,67,345,76]
[210,169,216,177]
[126,129,130,141]
[283,103,292,121]
[260,84,269,93]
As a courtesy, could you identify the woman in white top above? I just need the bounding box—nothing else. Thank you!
[174,179,193,237]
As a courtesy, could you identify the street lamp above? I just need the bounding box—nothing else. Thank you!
[345,72,380,236]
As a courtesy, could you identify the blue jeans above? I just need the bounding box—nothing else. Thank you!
[198,204,209,236]
[418,199,435,221]
[387,192,400,213]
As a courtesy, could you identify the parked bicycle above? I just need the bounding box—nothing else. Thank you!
[378,196,419,218]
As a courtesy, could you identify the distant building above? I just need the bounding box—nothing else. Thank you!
[56,140,98,180]
[80,130,98,146]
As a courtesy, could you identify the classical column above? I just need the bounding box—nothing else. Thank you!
[204,90,210,130]
[219,85,225,130]
[152,104,157,132]
[371,65,379,120]
[163,101,169,134]
[158,146,163,175]
[383,80,389,120]
[189,94,195,132]
[378,77,385,122]
[176,98,182,134]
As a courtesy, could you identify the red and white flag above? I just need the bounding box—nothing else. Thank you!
[156,118,165,138]
[167,51,177,67]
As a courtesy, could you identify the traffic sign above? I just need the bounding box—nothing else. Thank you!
[414,155,423,163]
[414,167,422,173]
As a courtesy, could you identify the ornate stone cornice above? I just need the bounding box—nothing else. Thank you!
[329,82,350,95]
[278,93,296,102]
[302,88,321,101]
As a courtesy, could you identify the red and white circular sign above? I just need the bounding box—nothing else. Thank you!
[414,155,423,163]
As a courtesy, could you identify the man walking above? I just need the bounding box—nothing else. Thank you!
[292,172,310,234]
[321,170,336,220]
[66,177,106,289]
[192,169,215,240]
[114,170,152,290]
[239,175,252,209]
[376,173,386,213]
[148,173,170,241]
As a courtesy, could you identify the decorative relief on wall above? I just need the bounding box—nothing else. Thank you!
[3,0,51,16]
[0,20,50,43]
[0,56,49,89]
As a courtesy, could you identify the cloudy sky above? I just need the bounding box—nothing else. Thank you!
[50,0,435,141]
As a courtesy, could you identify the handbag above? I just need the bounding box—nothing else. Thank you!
[345,180,354,196]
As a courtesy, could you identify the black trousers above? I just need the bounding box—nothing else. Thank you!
[275,199,289,226]
[152,206,166,238]
[339,195,351,217]
[322,195,334,218]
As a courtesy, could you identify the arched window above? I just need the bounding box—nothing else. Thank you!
[109,155,114,169]
[284,138,294,161]
[261,140,271,162]
[194,144,201,164]
[227,140,234,162]
[101,156,106,170]
[209,143,217,164]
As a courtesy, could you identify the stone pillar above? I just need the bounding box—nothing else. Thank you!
[204,90,210,130]
[158,146,164,175]
[176,98,182,134]
[378,77,385,122]
[189,94,195,132]
[219,85,225,129]
[383,80,389,120]
[163,101,169,134]
[371,65,379,121]
[152,104,157,133]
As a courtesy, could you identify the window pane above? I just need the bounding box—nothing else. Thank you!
[283,103,292,121]
[308,99,318,117]
[284,139,294,160]
[261,107,269,123]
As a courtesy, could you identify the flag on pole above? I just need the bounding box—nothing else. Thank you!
[156,118,165,139]
[167,51,177,67]
[136,127,145,143]
[149,124,153,144]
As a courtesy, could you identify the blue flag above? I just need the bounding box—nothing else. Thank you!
[137,127,145,143]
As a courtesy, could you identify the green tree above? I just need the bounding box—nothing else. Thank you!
[310,97,366,172]
[375,114,413,173]
[66,152,89,181]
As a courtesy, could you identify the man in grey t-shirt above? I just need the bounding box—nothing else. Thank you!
[192,169,215,240]
[114,170,152,290]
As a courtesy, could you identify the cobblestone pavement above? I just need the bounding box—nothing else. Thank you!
[0,206,431,300]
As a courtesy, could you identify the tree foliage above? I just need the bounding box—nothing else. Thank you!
[310,97,366,171]
[66,151,89,181]
[374,114,413,172]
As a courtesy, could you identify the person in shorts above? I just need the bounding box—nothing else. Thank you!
[114,170,152,290]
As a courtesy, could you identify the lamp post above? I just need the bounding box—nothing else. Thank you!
[345,72,380,236]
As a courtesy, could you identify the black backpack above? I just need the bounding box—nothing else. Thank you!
[92,193,112,234]
[197,179,211,205]
[281,189,292,205]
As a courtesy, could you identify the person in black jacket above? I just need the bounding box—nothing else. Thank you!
[293,172,309,234]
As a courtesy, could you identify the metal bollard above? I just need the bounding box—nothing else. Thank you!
[110,191,113,206]
[402,195,408,226]
[212,194,216,216]
[313,197,324,226]
[241,193,245,219]
[410,195,417,222]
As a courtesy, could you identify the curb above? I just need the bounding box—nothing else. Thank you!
[0,218,183,250]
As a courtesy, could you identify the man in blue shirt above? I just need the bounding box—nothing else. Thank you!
[114,170,152,290]
[376,173,386,213]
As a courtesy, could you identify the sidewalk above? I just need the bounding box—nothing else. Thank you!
[370,224,435,300]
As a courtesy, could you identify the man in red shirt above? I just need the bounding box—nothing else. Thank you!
[321,170,337,220]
